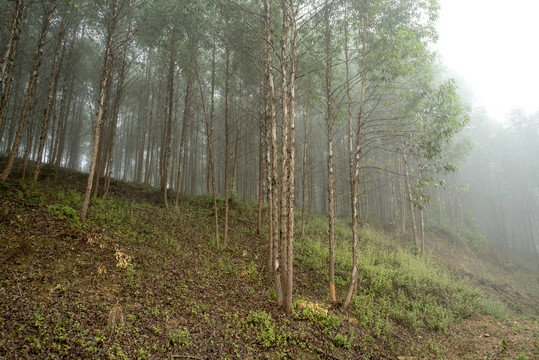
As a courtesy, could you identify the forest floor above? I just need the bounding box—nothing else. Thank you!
[0,162,537,359]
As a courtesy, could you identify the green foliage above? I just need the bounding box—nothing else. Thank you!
[333,331,354,349]
[168,328,190,347]
[48,205,78,221]
[246,310,279,349]
[297,218,486,334]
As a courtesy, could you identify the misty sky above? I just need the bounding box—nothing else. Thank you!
[436,0,539,120]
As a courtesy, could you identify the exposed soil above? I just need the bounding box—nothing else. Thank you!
[0,163,537,359]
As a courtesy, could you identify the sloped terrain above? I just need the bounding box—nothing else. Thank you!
[0,163,537,359]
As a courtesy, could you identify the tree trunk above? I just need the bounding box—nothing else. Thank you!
[257,43,265,236]
[103,21,130,199]
[33,8,69,183]
[402,146,419,251]
[0,0,24,136]
[301,90,310,238]
[1,3,54,183]
[399,159,406,233]
[419,202,425,257]
[0,0,23,85]
[343,12,366,309]
[223,38,231,246]
[80,0,119,222]
[324,0,337,304]
[161,30,177,209]
[285,0,296,313]
[174,46,194,208]
[265,0,283,306]
[196,47,218,243]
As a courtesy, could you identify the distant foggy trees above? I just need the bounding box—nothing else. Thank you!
[1,0,537,311]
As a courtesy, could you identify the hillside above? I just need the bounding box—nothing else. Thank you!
[0,163,537,359]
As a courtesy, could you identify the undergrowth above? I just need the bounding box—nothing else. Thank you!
[2,172,527,359]
[296,216,497,334]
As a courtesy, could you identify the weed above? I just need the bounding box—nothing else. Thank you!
[169,328,190,347]
[48,204,81,230]
[334,331,354,349]
[246,310,279,349]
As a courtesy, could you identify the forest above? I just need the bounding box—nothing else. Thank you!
[0,0,538,358]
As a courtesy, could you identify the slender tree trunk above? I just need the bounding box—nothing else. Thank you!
[364,171,370,222]
[196,48,218,243]
[301,90,310,238]
[324,0,337,304]
[257,44,265,237]
[144,69,156,185]
[1,3,54,182]
[436,186,443,227]
[278,0,290,308]
[0,51,17,139]
[399,159,406,233]
[285,0,296,313]
[135,47,152,183]
[265,0,283,306]
[174,47,194,208]
[0,0,23,84]
[232,83,241,196]
[161,30,176,209]
[390,176,397,225]
[402,146,419,251]
[80,0,119,222]
[419,200,425,257]
[343,13,366,309]
[0,0,24,136]
[22,98,38,180]
[223,39,231,246]
[92,66,113,198]
[33,8,69,183]
[103,22,130,199]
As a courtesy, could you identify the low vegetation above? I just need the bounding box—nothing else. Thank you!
[0,165,537,359]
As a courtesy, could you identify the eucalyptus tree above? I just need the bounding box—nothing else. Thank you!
[33,2,71,183]
[403,79,468,255]
[1,0,55,183]
[0,0,24,136]
[81,0,122,222]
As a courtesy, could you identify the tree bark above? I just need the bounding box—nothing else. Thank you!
[343,12,366,309]
[402,146,419,251]
[1,2,54,183]
[0,0,24,84]
[161,29,177,209]
[223,36,231,246]
[103,20,130,198]
[301,90,310,238]
[265,0,283,306]
[0,0,24,137]
[174,45,194,208]
[278,0,290,308]
[257,43,265,236]
[33,7,69,183]
[285,0,296,313]
[80,0,120,221]
[196,47,218,243]
[324,0,337,304]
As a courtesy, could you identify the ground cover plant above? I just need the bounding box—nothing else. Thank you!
[0,164,537,359]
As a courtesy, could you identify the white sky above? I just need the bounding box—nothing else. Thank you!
[435,0,539,120]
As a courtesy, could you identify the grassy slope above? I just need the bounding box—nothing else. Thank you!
[0,164,537,359]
